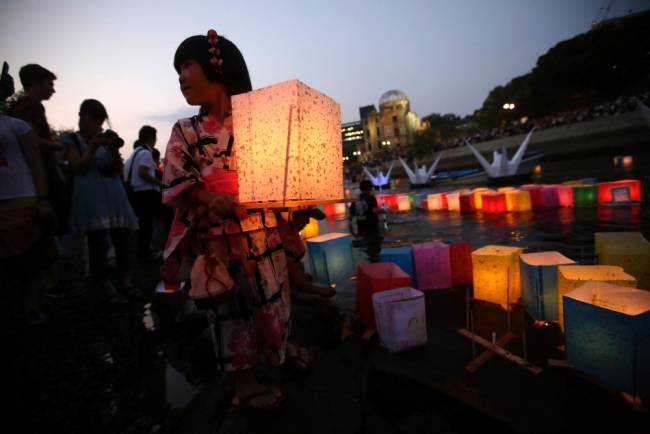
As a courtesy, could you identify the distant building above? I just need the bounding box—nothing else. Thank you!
[363,90,427,152]
[341,121,364,156]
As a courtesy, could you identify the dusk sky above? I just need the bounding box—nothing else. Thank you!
[2,0,649,154]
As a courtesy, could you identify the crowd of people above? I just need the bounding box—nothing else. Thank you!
[1,29,344,414]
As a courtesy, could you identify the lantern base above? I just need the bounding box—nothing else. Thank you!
[242,198,351,210]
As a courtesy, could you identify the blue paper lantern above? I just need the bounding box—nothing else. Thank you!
[564,282,650,394]
[520,251,575,320]
[306,232,355,286]
[379,247,415,284]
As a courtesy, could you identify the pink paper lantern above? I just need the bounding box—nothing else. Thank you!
[557,185,574,207]
[412,242,452,290]
[522,185,544,208]
[541,186,560,208]
[482,192,508,214]
[597,179,641,205]
[357,262,412,329]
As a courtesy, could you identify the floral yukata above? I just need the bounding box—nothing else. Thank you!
[162,114,290,371]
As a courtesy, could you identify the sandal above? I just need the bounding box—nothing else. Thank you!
[285,343,312,373]
[231,386,284,412]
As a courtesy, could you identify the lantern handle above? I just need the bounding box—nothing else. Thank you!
[282,104,294,207]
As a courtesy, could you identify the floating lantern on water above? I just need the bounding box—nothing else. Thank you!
[420,199,428,210]
[556,185,574,207]
[557,265,637,330]
[450,242,473,286]
[472,188,491,210]
[482,192,508,214]
[497,186,516,192]
[595,232,650,291]
[300,217,320,239]
[427,193,448,211]
[372,287,427,352]
[505,190,532,212]
[397,194,411,212]
[379,247,415,283]
[344,187,352,197]
[541,185,560,208]
[232,79,342,206]
[306,232,355,286]
[447,192,461,212]
[564,282,650,394]
[412,242,451,290]
[472,245,525,309]
[324,202,347,217]
[572,184,598,207]
[521,185,544,208]
[356,262,411,329]
[520,251,575,320]
[460,192,477,214]
[597,179,641,205]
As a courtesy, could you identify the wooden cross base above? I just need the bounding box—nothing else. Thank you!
[458,328,543,375]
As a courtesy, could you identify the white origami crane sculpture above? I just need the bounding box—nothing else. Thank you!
[636,98,650,127]
[363,161,395,188]
[465,129,535,178]
[398,153,442,185]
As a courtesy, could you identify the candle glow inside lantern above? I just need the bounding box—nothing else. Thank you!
[447,192,461,212]
[306,232,355,286]
[507,190,532,212]
[450,242,473,286]
[460,192,477,214]
[427,193,448,211]
[324,202,347,217]
[482,192,508,214]
[472,245,525,309]
[372,287,427,352]
[379,247,415,283]
[541,186,560,208]
[412,242,452,290]
[557,185,574,207]
[520,251,575,320]
[300,217,320,239]
[472,188,491,210]
[557,265,637,330]
[522,185,544,208]
[572,184,598,207]
[356,262,412,329]
[232,79,343,205]
[598,179,641,205]
[564,282,650,394]
[595,232,650,291]
[397,194,411,212]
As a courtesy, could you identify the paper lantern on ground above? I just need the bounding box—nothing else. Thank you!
[379,247,415,283]
[427,193,448,211]
[598,179,641,205]
[520,251,575,320]
[381,194,398,210]
[306,233,355,286]
[472,188,490,210]
[300,217,320,239]
[450,242,473,286]
[447,192,461,212]
[573,185,598,207]
[472,245,525,309]
[356,262,412,329]
[482,192,507,214]
[397,194,411,212]
[557,185,574,207]
[412,242,451,290]
[232,79,343,205]
[460,192,477,213]
[557,265,637,330]
[522,185,544,208]
[564,282,650,394]
[509,190,532,212]
[373,287,427,352]
[541,186,560,208]
[595,232,650,291]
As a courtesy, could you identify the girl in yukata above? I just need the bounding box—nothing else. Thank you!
[162,30,308,411]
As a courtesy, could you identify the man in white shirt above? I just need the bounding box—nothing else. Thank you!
[123,125,163,261]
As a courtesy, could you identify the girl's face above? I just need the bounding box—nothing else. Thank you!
[178,59,227,106]
[79,114,103,136]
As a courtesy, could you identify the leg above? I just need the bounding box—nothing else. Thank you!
[110,228,139,295]
[87,229,126,304]
[131,191,156,259]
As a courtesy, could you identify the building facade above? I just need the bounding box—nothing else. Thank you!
[362,90,427,152]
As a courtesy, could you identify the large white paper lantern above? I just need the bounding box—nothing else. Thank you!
[564,282,650,394]
[232,79,343,206]
[372,287,427,352]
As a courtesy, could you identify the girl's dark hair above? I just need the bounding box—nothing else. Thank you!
[19,64,56,89]
[135,125,157,147]
[173,34,252,97]
[79,99,108,122]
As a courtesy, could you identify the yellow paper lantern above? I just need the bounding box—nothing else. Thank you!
[595,232,650,291]
[300,217,320,239]
[232,79,343,205]
[497,186,516,192]
[472,187,491,210]
[504,190,532,212]
[472,245,525,309]
[557,265,637,330]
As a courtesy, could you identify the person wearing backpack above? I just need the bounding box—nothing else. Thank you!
[353,180,384,262]
[123,126,163,261]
